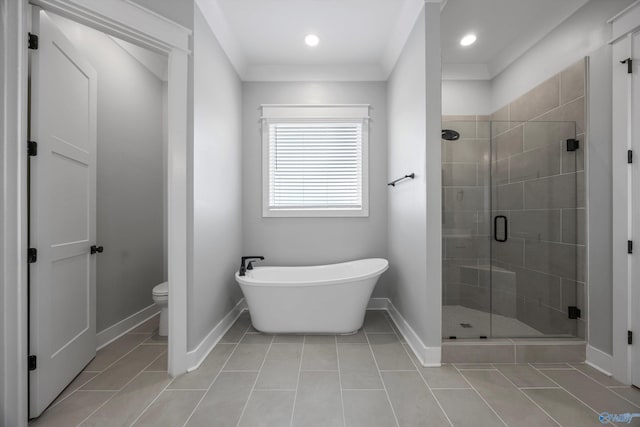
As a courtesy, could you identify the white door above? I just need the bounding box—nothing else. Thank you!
[631,29,640,389]
[29,9,98,418]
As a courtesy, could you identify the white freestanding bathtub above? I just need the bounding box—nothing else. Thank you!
[235,258,389,334]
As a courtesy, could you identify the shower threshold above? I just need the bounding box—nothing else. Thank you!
[441,306,585,363]
[441,337,586,364]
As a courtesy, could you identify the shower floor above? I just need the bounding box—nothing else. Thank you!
[443,305,544,339]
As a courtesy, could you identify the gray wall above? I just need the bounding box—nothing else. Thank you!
[51,14,165,333]
[188,5,243,351]
[423,3,444,349]
[241,81,390,297]
[388,5,442,351]
[131,0,195,310]
[442,80,491,116]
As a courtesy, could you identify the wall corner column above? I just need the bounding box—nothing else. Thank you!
[424,1,443,353]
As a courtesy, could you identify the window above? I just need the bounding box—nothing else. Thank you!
[261,105,369,217]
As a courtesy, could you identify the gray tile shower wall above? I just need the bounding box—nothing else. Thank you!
[442,58,587,338]
[490,58,586,337]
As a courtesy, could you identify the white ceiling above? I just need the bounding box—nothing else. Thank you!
[441,0,590,80]
[196,0,591,81]
[217,0,401,66]
[196,0,424,81]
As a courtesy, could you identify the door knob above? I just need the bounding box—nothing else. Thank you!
[90,245,104,254]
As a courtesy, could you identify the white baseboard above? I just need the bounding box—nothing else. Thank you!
[366,297,389,310]
[187,299,248,372]
[186,297,438,373]
[368,298,441,367]
[96,303,160,350]
[586,345,613,376]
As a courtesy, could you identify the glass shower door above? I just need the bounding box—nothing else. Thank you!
[441,119,491,339]
[490,121,580,338]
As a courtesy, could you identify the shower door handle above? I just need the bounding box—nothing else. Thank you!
[494,216,508,242]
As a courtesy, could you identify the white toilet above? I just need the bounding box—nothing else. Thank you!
[152,281,168,336]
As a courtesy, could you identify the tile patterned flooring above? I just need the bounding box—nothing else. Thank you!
[31,310,640,427]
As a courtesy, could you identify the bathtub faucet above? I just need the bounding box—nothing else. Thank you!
[239,256,264,276]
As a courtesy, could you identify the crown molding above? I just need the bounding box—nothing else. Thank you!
[243,63,387,82]
[381,0,425,78]
[195,0,248,77]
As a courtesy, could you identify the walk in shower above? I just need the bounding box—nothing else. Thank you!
[442,118,584,340]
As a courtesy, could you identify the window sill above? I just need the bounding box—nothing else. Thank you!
[262,208,369,218]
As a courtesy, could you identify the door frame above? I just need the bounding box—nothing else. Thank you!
[1,0,190,424]
[609,1,640,386]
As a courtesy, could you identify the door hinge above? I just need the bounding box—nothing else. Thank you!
[28,140,38,157]
[566,139,579,152]
[629,330,633,345]
[629,240,634,255]
[28,355,37,371]
[629,150,633,164]
[621,57,633,74]
[568,306,581,319]
[28,33,38,50]
[28,248,37,264]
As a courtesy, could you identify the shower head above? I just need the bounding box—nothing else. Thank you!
[442,129,460,141]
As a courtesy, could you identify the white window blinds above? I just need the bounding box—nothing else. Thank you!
[268,122,363,210]
[261,105,369,217]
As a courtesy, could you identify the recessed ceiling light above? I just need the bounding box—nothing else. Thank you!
[305,34,320,47]
[460,34,477,47]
